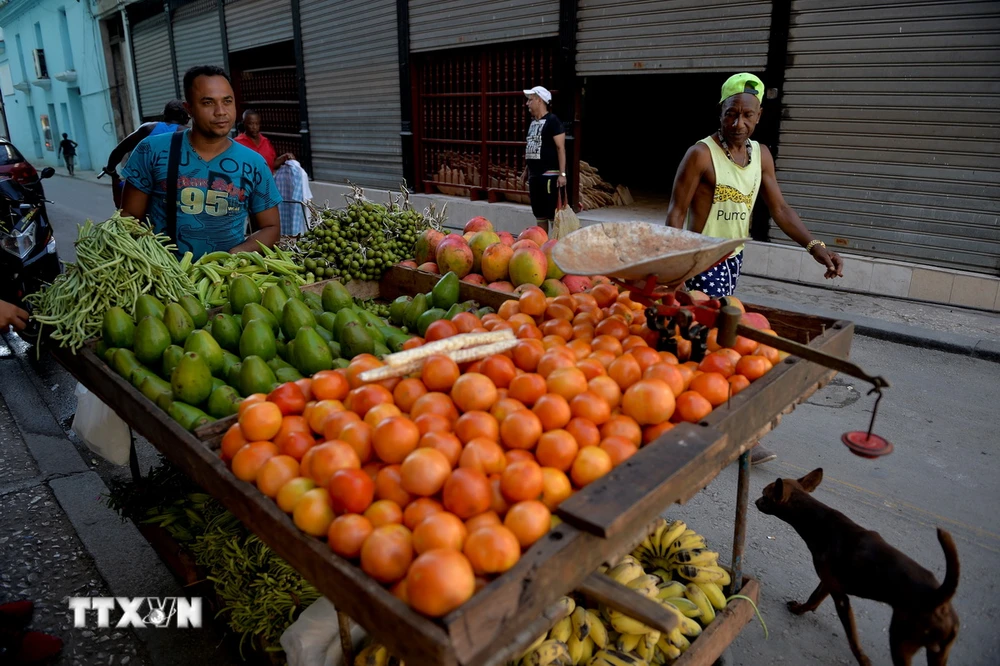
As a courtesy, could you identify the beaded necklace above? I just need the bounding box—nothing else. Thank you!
[716,131,752,167]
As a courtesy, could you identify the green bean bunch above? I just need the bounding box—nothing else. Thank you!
[186,243,305,307]
[27,213,197,352]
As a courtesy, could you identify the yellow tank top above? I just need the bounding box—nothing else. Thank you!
[697,136,761,256]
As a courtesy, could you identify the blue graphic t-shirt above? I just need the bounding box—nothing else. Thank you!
[122,130,281,258]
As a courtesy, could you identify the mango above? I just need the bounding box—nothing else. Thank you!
[281,298,318,341]
[133,294,165,322]
[242,303,279,335]
[261,285,289,319]
[508,247,548,287]
[134,316,172,366]
[178,295,208,329]
[435,237,474,278]
[170,352,213,406]
[138,375,173,409]
[469,231,501,274]
[184,330,225,376]
[209,313,242,354]
[161,344,184,378]
[339,322,374,360]
[240,355,278,396]
[102,307,135,349]
[229,275,261,314]
[168,401,213,432]
[321,281,353,313]
[240,319,277,362]
[111,348,142,383]
[333,308,361,341]
[275,367,305,383]
[293,326,333,376]
[432,272,460,310]
[389,296,411,326]
[207,385,243,419]
[482,243,513,283]
[163,303,195,345]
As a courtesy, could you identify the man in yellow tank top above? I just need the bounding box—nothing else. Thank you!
[666,73,843,297]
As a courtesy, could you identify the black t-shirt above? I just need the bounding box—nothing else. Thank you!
[59,139,77,156]
[525,113,564,177]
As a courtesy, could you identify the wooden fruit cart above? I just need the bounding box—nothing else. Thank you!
[52,265,853,666]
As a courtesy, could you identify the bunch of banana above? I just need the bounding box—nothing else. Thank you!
[588,649,650,666]
[353,642,402,666]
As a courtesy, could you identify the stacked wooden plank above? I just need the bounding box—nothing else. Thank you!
[579,160,633,211]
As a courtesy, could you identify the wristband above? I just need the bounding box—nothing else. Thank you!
[806,240,826,254]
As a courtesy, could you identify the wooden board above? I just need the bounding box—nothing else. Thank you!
[53,266,851,666]
[674,578,760,666]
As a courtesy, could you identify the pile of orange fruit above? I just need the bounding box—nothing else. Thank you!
[218,280,782,618]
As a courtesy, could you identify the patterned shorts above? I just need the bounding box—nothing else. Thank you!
[685,251,744,298]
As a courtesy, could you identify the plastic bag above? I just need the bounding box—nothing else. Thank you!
[280,597,367,666]
[71,383,131,466]
[552,187,580,240]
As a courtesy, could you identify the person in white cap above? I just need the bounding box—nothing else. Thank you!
[519,86,566,233]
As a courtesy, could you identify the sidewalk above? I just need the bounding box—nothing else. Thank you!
[52,169,112,187]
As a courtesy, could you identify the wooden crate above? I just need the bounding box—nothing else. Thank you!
[53,266,852,666]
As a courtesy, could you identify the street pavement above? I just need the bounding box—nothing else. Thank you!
[44,171,116,263]
[2,174,998,665]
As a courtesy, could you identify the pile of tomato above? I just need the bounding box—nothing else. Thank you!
[218,280,782,618]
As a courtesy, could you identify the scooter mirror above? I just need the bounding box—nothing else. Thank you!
[40,167,55,179]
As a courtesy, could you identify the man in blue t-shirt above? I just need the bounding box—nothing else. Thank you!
[121,65,281,259]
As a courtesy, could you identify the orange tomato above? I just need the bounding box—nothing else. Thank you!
[339,420,373,463]
[400,448,452,496]
[535,429,579,472]
[565,417,601,449]
[601,415,643,447]
[256,455,300,497]
[348,384,394,419]
[622,379,676,425]
[410,392,459,423]
[402,497,444,531]
[220,423,248,462]
[451,373,498,413]
[293,487,335,537]
[239,401,283,441]
[540,467,573,510]
[364,403,402,429]
[512,339,545,372]
[674,391,714,423]
[500,409,544,450]
[267,382,307,416]
[451,312,481,333]
[364,499,404,527]
[311,370,349,401]
[375,464,413,507]
[599,436,638,466]
[546,367,589,401]
[491,397,527,423]
[507,373,547,406]
[569,391,612,425]
[422,354,461,392]
[500,459,544,503]
[308,440,361,486]
[504,500,551,549]
[570,446,613,488]
[454,411,500,444]
[537,351,576,378]
[728,374,751,395]
[532,393,572,431]
[643,421,675,445]
[237,393,267,418]
[689,372,731,407]
[588,375,622,409]
[698,352,736,378]
[608,354,642,391]
[276,477,315,513]
[328,468,376,514]
[463,524,520,575]
[591,335,624,356]
[458,438,507,475]
[412,512,468,554]
[442,468,492,519]
[464,511,501,534]
[372,416,421,464]
[519,288,547,316]
[231,441,279,483]
[735,355,773,381]
[418,431,463,468]
[413,412,452,436]
[327,514,373,559]
[406,549,476,617]
[360,524,413,583]
[424,319,459,342]
[480,354,517,389]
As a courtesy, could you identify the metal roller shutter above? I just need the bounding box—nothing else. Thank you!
[300,0,403,188]
[173,0,225,92]
[576,0,772,75]
[774,0,1000,274]
[131,13,176,118]
[225,0,293,53]
[409,0,559,53]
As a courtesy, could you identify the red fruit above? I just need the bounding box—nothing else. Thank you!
[464,216,494,234]
[415,229,445,265]
[328,468,376,514]
[562,275,593,294]
[418,262,439,273]
[518,226,549,246]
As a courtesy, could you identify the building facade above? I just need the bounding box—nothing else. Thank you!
[93,0,1000,277]
[0,0,120,171]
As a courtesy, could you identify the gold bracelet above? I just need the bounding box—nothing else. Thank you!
[806,240,826,254]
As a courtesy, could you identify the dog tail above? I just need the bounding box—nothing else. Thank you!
[930,528,960,607]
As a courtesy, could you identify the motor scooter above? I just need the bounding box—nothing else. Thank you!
[0,166,61,343]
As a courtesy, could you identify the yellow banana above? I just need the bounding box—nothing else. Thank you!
[666,535,706,555]
[703,565,732,587]
[684,583,715,624]
[608,610,651,635]
[659,600,702,637]
[523,639,572,666]
[627,574,661,599]
[616,631,642,653]
[657,521,687,557]
[656,581,687,599]
[663,596,702,618]
[362,644,390,666]
[549,616,573,644]
[567,632,585,664]
[697,581,728,611]
[581,636,595,664]
[519,632,549,662]
[586,609,609,649]
[681,529,698,537]
[555,595,577,617]
[675,565,727,585]
[591,649,648,666]
[571,606,591,641]
[656,634,681,660]
[635,634,653,662]
[607,560,644,585]
[669,548,720,567]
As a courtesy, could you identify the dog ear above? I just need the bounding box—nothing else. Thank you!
[775,478,792,503]
[799,468,823,492]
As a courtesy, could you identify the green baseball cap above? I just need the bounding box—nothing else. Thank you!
[720,73,764,104]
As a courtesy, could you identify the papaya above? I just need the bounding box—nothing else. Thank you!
[242,303,279,335]
[95,339,109,360]
[356,309,385,330]
[403,293,429,332]
[332,308,361,341]
[317,311,338,333]
[111,349,143,383]
[163,303,195,345]
[293,326,333,376]
[102,307,135,349]
[321,281,353,313]
[240,319,277,362]
[138,375,172,409]
[229,275,261,314]
[417,308,447,337]
[184,330,225,376]
[279,278,303,301]
[101,346,119,365]
[226,362,243,391]
[283,340,297,364]
[133,316,172,366]
[211,377,226,392]
[383,329,412,353]
[261,285,289,319]
[168,401,213,432]
[240,355,278,397]
[178,295,208,329]
[161,344,184,379]
[275,367,305,383]
[130,365,157,389]
[170,352,213,406]
[209,313,242,354]
[389,296,411,326]
[281,298,318,341]
[363,322,385,345]
[373,341,390,357]
[432,272,460,310]
[340,322,375,360]
[327,340,342,359]
[313,326,334,344]
[133,294,165,322]
[275,338,288,359]
[221,350,241,379]
[207,385,243,419]
[221,302,233,315]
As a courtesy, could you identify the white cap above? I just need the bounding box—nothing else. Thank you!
[523,86,552,104]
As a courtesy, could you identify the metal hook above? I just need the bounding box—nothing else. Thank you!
[865,387,884,440]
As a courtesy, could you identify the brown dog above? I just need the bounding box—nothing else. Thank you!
[755,468,959,666]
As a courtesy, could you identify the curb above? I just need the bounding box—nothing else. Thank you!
[742,294,1000,364]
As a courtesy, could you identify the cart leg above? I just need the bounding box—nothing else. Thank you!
[128,428,142,483]
[729,450,751,596]
[337,610,354,665]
